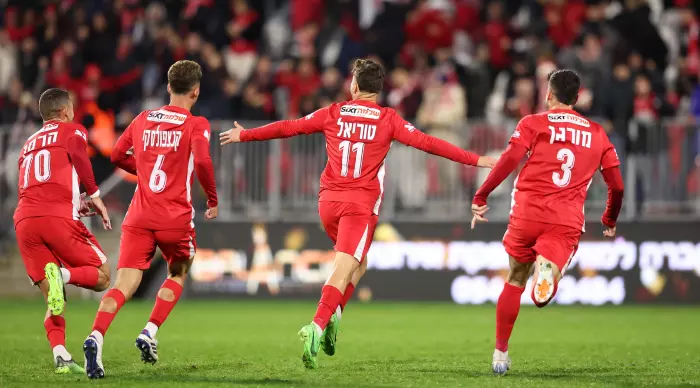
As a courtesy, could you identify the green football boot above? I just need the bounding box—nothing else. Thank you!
[54,356,84,374]
[298,324,321,369]
[44,263,65,316]
[321,314,339,356]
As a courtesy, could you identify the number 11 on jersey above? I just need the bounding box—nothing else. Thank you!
[339,140,364,178]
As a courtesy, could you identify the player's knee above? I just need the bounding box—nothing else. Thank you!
[93,271,111,292]
[157,287,176,302]
[168,260,190,278]
[506,268,529,288]
[354,258,368,278]
[334,253,360,278]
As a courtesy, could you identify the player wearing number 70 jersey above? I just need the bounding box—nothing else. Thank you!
[220,58,496,369]
[83,60,218,379]
[14,88,112,375]
[469,69,625,376]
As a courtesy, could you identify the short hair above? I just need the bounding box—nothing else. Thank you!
[352,58,385,94]
[38,88,71,120]
[168,60,202,95]
[547,69,580,106]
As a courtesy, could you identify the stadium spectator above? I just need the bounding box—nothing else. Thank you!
[0,0,698,219]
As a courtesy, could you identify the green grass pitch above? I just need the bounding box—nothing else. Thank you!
[0,300,698,387]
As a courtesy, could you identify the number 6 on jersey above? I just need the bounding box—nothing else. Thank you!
[149,154,167,193]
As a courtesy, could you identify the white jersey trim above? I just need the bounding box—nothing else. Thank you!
[373,159,387,215]
[186,152,195,229]
[85,237,108,264]
[71,167,80,220]
[353,224,369,261]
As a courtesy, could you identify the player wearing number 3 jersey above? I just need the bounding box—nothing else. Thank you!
[470,69,625,376]
[83,61,218,379]
[220,58,496,369]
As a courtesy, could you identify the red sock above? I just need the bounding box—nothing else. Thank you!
[65,266,99,288]
[44,315,66,348]
[340,283,355,311]
[148,279,183,327]
[312,285,343,330]
[92,289,126,335]
[495,282,525,352]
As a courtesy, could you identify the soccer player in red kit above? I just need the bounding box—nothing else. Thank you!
[14,88,112,374]
[470,69,625,375]
[82,60,218,379]
[220,58,496,369]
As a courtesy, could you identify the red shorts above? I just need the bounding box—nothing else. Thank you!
[16,217,107,283]
[318,201,378,262]
[502,217,581,273]
[118,225,196,270]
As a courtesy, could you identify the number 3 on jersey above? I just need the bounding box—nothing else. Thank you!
[552,148,575,187]
[149,154,167,192]
[339,140,364,178]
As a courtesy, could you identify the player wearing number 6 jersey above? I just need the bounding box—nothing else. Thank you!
[220,58,496,369]
[83,60,218,379]
[470,69,625,376]
[14,88,112,375]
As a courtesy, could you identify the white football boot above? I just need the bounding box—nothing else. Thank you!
[83,333,105,379]
[492,349,512,376]
[136,330,159,364]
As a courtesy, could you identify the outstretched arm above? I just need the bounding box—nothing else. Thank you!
[391,117,491,167]
[220,108,329,145]
[473,143,528,206]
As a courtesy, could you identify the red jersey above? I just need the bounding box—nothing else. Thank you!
[111,106,218,231]
[240,99,480,214]
[14,120,100,225]
[504,109,619,230]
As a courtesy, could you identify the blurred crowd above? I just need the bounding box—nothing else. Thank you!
[1,0,700,217]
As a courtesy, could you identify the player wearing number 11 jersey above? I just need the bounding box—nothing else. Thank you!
[220,58,496,369]
[470,69,625,375]
[83,60,218,379]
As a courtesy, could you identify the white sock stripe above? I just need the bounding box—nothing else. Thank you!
[60,268,71,284]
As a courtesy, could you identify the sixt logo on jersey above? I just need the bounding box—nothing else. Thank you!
[147,110,187,125]
[548,113,590,128]
[340,105,381,119]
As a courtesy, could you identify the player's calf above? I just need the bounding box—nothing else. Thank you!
[137,260,189,365]
[322,256,366,356]
[530,256,562,308]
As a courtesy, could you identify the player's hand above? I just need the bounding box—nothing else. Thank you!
[470,203,489,229]
[205,206,218,220]
[91,196,112,230]
[477,156,497,168]
[78,193,98,217]
[219,121,245,145]
[603,225,616,238]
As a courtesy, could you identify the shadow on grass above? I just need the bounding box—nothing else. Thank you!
[23,376,300,386]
